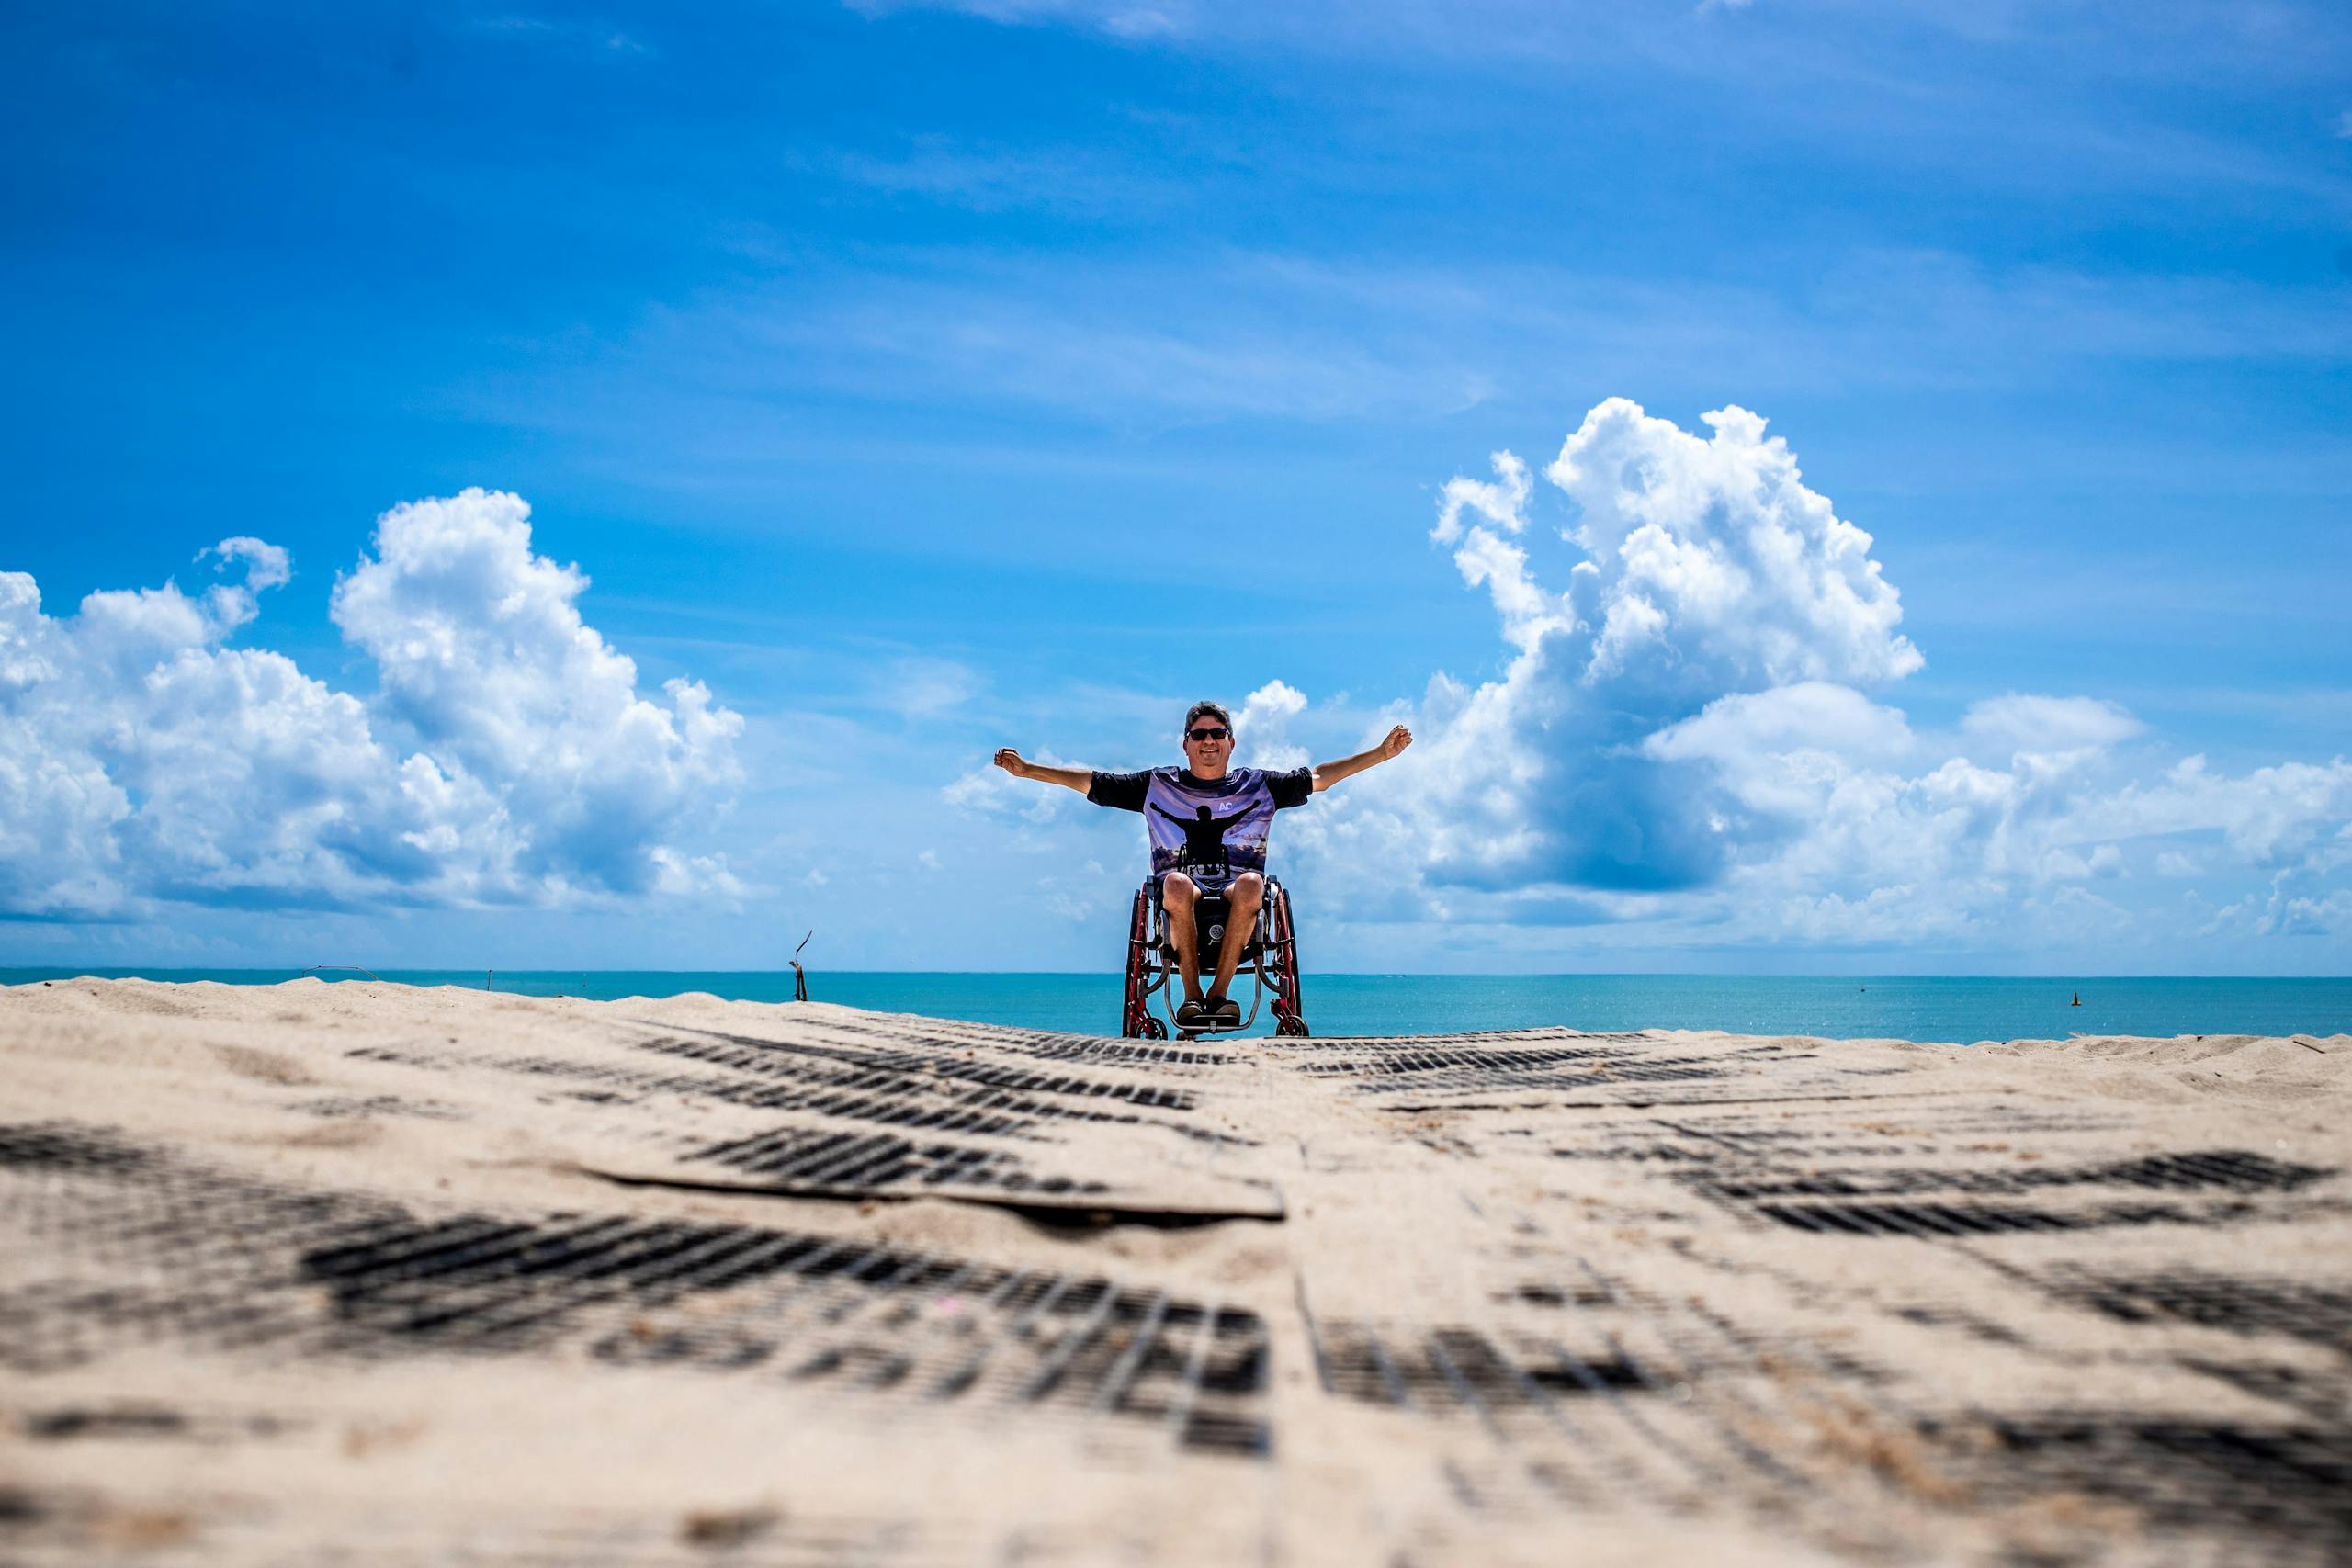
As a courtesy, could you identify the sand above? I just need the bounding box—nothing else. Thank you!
[2,978,2346,1565]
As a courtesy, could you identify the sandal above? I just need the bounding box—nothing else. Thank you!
[1175,998,1209,1028]
[1208,995,1242,1026]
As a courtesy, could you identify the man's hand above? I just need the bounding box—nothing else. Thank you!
[994,749,1094,794]
[1377,724,1413,761]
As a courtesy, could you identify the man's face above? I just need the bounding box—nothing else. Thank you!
[1182,714,1234,778]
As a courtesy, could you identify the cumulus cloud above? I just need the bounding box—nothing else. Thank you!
[0,490,742,919]
[1237,679,1310,770]
[1360,399,1927,896]
[1273,398,2351,953]
[1431,451,1531,546]
[199,536,291,592]
[2082,755,2352,866]
[1545,401,1921,693]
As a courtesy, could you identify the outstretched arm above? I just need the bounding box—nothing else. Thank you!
[994,748,1094,795]
[1310,724,1413,793]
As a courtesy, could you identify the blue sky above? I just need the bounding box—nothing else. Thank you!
[4,0,2347,973]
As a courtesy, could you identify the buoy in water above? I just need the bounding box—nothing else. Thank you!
[2071,991,2081,1007]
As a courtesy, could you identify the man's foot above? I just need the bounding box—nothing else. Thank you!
[1175,998,1209,1028]
[1207,994,1241,1026]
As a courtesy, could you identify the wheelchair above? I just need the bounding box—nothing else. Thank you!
[1120,871,1309,1040]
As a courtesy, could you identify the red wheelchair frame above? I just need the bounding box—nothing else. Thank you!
[1119,874,1309,1040]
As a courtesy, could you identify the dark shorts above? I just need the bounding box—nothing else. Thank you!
[1159,865,1257,896]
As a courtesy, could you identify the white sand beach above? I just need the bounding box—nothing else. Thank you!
[3,978,2347,1565]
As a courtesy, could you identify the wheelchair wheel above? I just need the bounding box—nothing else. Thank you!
[1120,886,1165,1039]
[1267,882,1310,1039]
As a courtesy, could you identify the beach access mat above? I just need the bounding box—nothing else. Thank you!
[3,982,2348,1566]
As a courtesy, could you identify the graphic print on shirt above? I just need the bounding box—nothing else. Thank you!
[1148,780,1279,884]
[1148,801,1261,872]
[1136,769,1292,886]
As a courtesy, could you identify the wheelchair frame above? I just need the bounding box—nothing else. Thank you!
[1119,874,1309,1040]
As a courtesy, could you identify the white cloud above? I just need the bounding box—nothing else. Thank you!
[2082,754,2352,866]
[0,490,742,919]
[1265,398,2352,954]
[1324,399,1927,898]
[2210,874,2352,939]
[652,849,750,898]
[880,656,983,719]
[2041,843,2125,882]
[820,140,1172,218]
[333,491,742,897]
[848,0,1191,39]
[1645,682,1914,769]
[1041,858,1112,921]
[1237,679,1310,770]
[1431,450,1530,546]
[1545,401,1921,694]
[459,16,652,56]
[199,536,291,592]
[1962,693,2143,757]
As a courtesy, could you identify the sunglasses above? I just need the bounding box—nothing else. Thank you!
[1186,727,1230,741]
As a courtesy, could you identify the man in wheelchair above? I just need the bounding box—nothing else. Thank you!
[993,701,1412,1033]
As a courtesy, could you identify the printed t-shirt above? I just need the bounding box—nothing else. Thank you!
[1085,766,1313,887]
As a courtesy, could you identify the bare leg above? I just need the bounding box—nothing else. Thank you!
[1161,872,1205,1005]
[1206,872,1264,1006]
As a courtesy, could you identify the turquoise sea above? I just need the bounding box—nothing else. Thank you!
[4,969,2346,1044]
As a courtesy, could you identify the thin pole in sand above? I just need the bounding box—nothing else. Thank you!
[791,931,812,1002]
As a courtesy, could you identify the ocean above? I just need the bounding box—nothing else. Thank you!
[4,969,2346,1044]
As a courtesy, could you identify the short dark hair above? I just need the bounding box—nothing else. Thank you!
[1183,699,1232,733]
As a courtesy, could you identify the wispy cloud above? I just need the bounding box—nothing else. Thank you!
[847,0,1191,41]
[461,243,2352,464]
[813,140,1179,217]
[836,0,2352,220]
[469,252,1508,439]
[456,14,650,56]
[880,656,984,720]
[843,0,2351,89]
